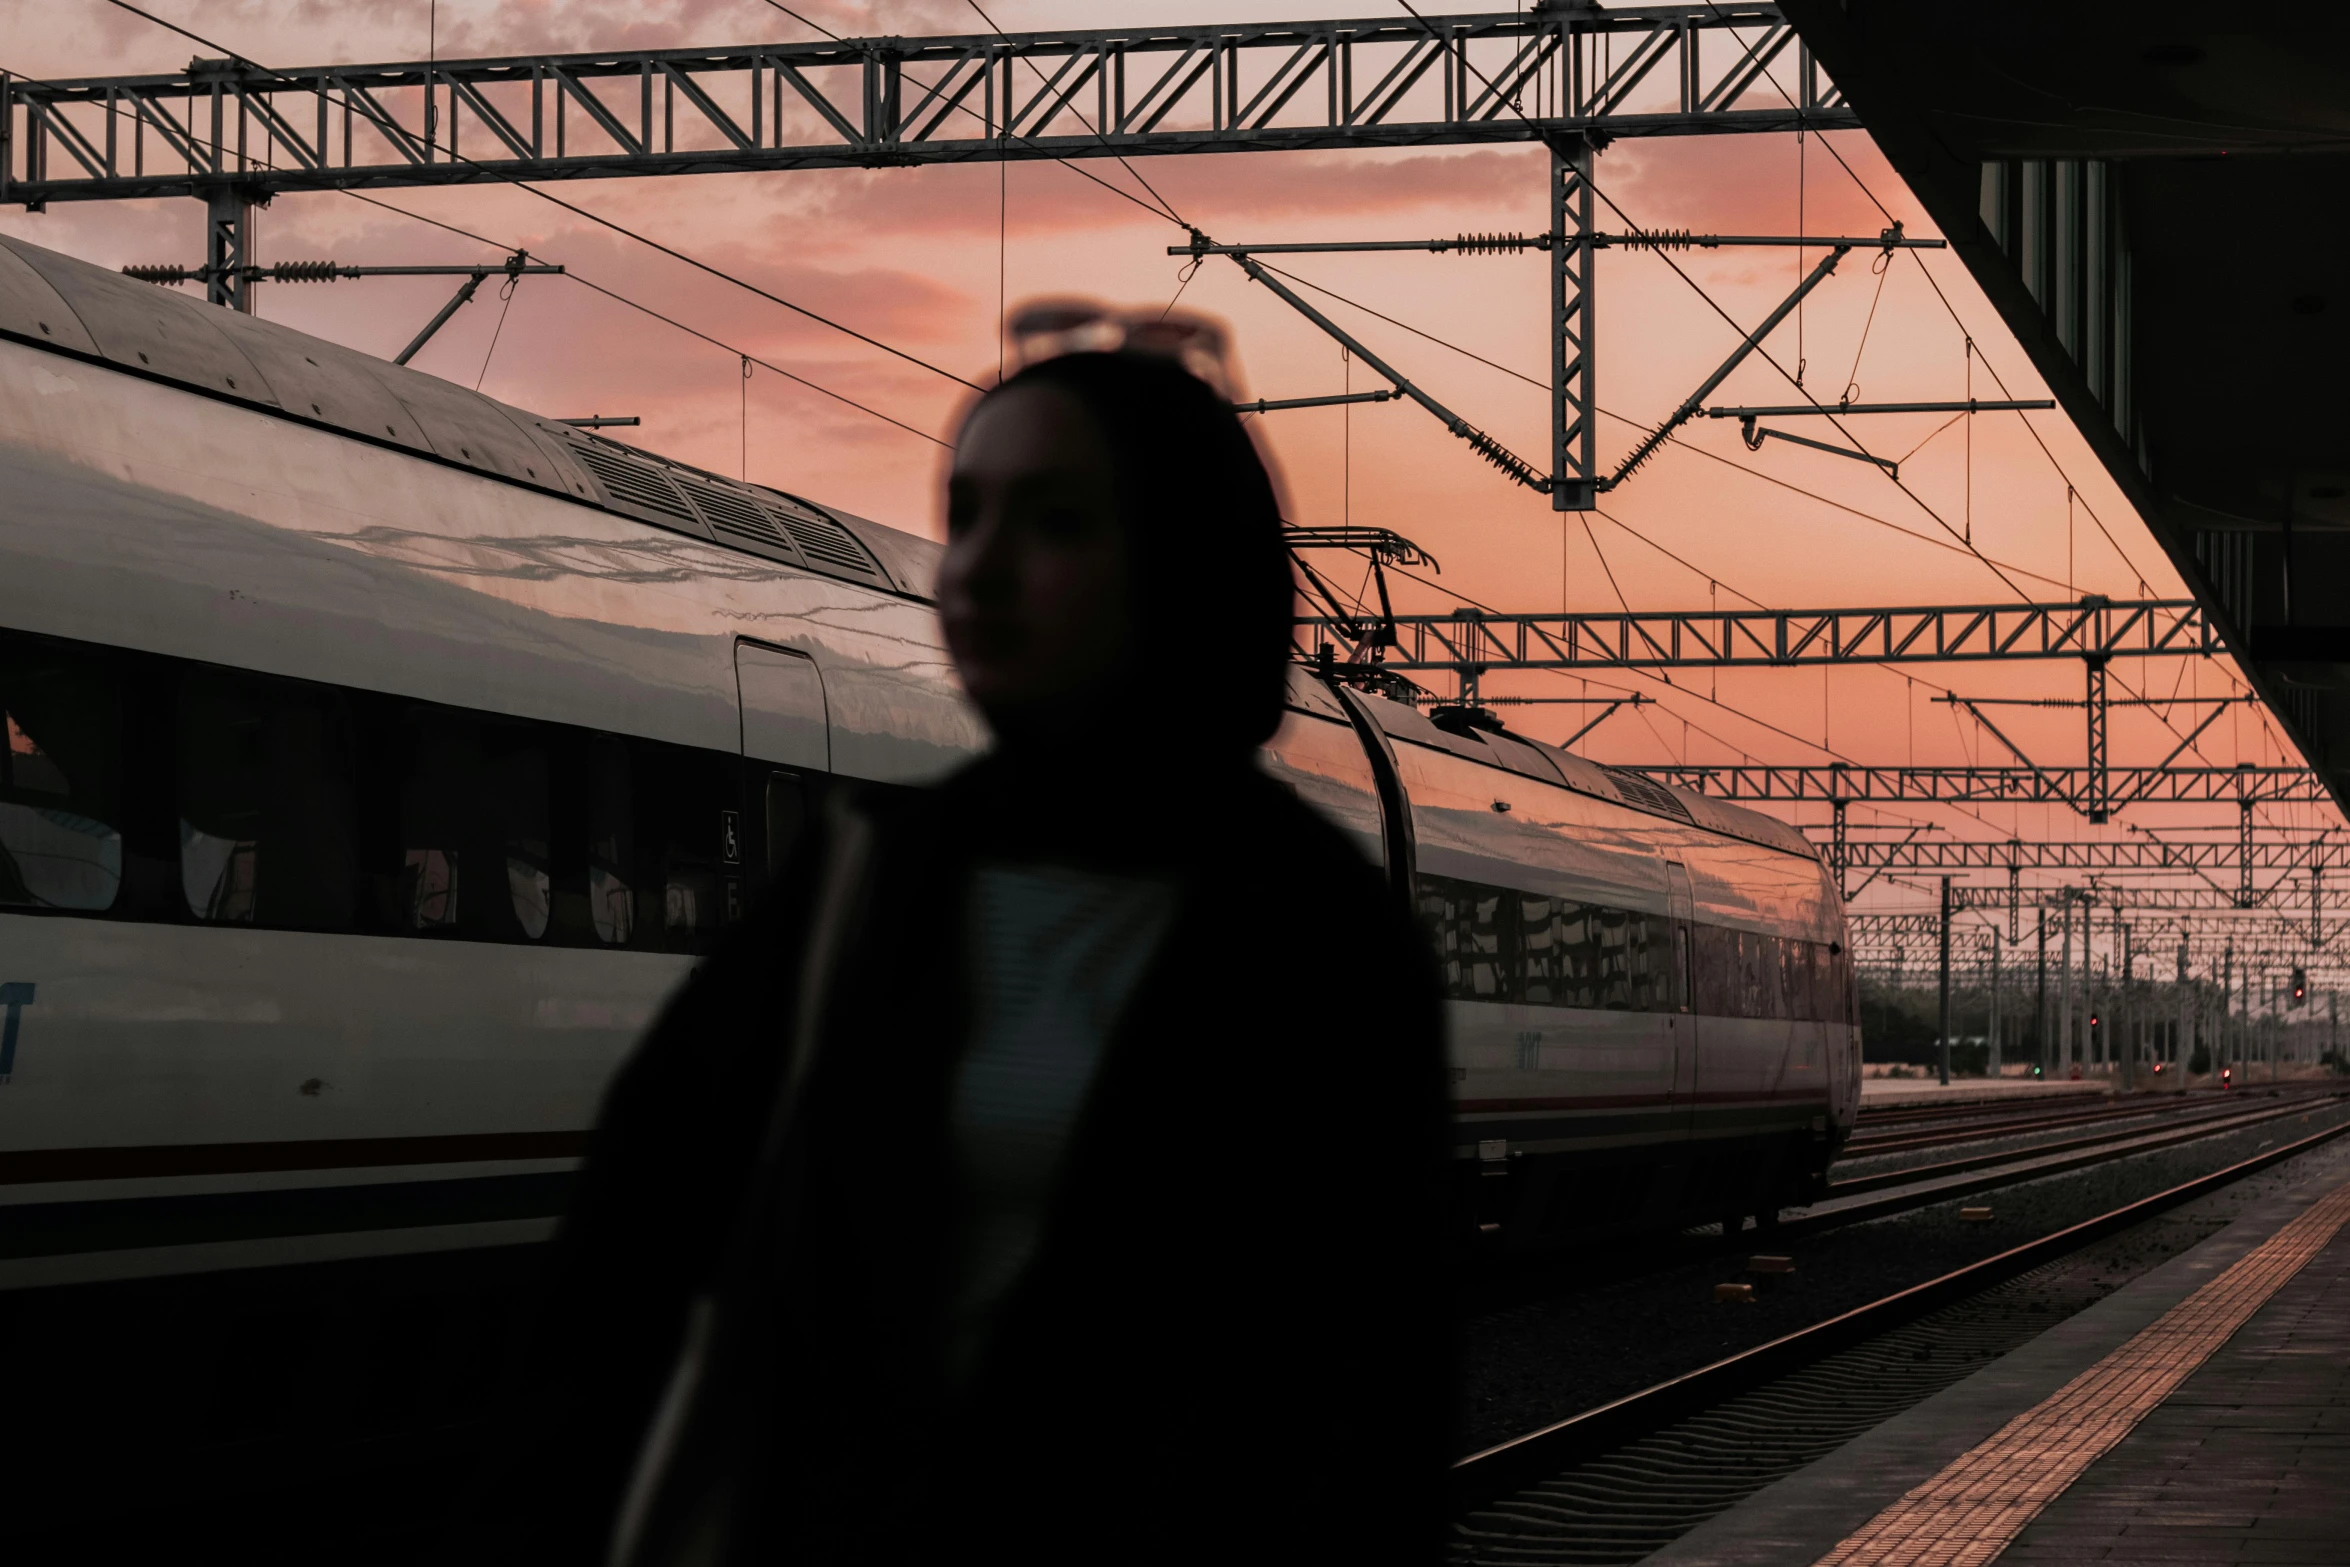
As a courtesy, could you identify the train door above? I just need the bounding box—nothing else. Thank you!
[1665,861,1698,1129]
[735,641,829,895]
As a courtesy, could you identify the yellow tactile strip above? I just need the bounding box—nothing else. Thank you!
[1813,1177,2350,1567]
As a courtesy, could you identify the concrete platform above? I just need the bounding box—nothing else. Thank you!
[1640,1137,2350,1566]
[1997,1221,2350,1564]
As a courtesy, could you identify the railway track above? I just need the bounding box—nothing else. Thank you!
[1797,1087,2350,1226]
[1463,1089,2341,1321]
[1840,1088,2263,1158]
[1449,1104,2350,1565]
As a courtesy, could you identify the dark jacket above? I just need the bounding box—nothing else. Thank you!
[478,751,1451,1564]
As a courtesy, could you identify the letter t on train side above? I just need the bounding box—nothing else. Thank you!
[0,983,32,1083]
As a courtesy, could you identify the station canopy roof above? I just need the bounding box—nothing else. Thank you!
[1783,1,2350,810]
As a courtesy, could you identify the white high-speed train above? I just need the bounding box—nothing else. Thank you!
[0,233,1856,1288]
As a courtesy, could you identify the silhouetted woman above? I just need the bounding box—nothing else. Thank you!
[486,350,1450,1565]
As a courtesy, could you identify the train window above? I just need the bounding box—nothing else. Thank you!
[390,711,554,940]
[1594,907,1634,1009]
[582,737,636,946]
[1418,874,1510,1001]
[1415,870,1849,1022]
[0,640,124,911]
[0,624,817,949]
[177,669,359,930]
[398,709,475,932]
[1627,913,1667,1011]
[1519,894,1562,1004]
[634,739,738,953]
[494,739,553,940]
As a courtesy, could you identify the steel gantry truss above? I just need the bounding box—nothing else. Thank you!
[0,10,1845,202]
[1301,592,2302,826]
[1,6,1845,501]
[1642,765,2318,805]
[1297,595,2218,672]
[1827,838,2346,875]
[1846,913,2350,981]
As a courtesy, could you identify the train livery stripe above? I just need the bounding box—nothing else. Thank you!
[0,1130,592,1185]
[0,1171,577,1268]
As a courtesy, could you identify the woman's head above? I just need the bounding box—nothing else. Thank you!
[940,351,1292,756]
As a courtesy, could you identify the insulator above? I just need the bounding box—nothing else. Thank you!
[270,259,341,283]
[1451,231,1532,255]
[121,263,189,284]
[1619,228,1695,252]
[1457,424,1545,490]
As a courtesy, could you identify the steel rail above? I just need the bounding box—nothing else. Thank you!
[1826,1092,2344,1197]
[1794,1092,2350,1231]
[1842,1091,2242,1155]
[1451,1108,2350,1510]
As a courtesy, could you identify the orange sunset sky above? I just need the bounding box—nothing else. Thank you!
[4,0,2334,922]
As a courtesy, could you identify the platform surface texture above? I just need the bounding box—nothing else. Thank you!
[1639,1138,2350,1566]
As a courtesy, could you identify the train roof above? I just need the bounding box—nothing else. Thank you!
[0,232,943,602]
[1305,677,1825,868]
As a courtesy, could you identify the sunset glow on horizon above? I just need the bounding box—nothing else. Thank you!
[7,0,2330,910]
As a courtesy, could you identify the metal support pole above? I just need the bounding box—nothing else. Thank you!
[2007,851,2021,943]
[2083,654,2110,823]
[1551,134,1597,511]
[2120,917,2134,1090]
[2177,937,2192,1087]
[2239,801,2255,908]
[2222,939,2235,1074]
[2059,897,2075,1072]
[2314,864,2323,952]
[204,185,251,312]
[1938,875,1953,1086]
[1989,930,2003,1078]
[2036,910,2048,1074]
[1830,798,1849,899]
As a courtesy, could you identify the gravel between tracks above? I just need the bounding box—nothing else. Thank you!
[1457,1093,2350,1453]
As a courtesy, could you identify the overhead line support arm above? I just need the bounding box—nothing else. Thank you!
[1602,241,1855,489]
[1223,242,1549,493]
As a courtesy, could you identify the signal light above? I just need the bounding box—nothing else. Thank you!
[2291,967,2308,1007]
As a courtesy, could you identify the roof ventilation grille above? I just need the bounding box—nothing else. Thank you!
[1602,766,1696,823]
[569,441,699,525]
[770,498,881,577]
[678,476,799,556]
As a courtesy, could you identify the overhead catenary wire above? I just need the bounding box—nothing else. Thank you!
[963,0,1191,230]
[1252,256,2188,833]
[1389,0,2032,602]
[1251,257,2082,593]
[0,41,950,448]
[1394,0,2279,805]
[335,190,948,447]
[1694,0,2164,599]
[99,0,984,393]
